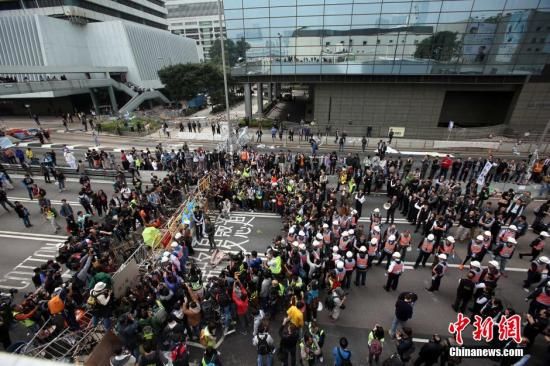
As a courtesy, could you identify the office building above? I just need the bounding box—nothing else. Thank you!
[223,0,550,138]
[166,0,225,62]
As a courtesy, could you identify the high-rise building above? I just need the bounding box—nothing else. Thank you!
[165,0,225,61]
[0,0,168,29]
[223,0,550,138]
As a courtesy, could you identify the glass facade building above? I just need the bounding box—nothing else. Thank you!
[223,0,550,76]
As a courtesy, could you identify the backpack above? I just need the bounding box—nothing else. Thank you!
[86,294,97,308]
[257,334,270,355]
[369,339,382,356]
[171,343,187,362]
[338,348,352,366]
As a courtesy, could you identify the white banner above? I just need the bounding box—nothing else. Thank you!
[476,161,494,185]
[432,141,500,149]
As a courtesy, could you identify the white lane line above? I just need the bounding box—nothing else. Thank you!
[0,230,67,239]
[192,246,266,258]
[412,338,430,343]
[402,261,527,272]
[0,234,64,242]
[7,196,81,206]
[8,174,114,185]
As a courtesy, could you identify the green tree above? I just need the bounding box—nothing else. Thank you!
[209,37,250,66]
[157,63,226,103]
[414,31,460,62]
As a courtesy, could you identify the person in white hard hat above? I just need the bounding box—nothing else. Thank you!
[367,237,379,267]
[370,208,381,229]
[523,256,550,291]
[397,230,412,261]
[384,252,404,292]
[478,260,501,293]
[342,251,356,289]
[493,236,517,276]
[427,254,448,292]
[459,235,485,270]
[519,231,549,261]
[334,260,346,284]
[414,234,436,269]
[526,280,550,316]
[378,234,397,269]
[355,246,368,286]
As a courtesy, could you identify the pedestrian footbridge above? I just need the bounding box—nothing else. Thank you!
[0,66,170,114]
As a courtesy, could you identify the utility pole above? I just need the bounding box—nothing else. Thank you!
[216,0,232,154]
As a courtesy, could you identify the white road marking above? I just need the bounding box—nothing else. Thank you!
[0,230,67,239]
[7,196,80,206]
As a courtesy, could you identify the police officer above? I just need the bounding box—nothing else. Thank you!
[355,246,368,287]
[414,234,435,269]
[452,272,475,313]
[367,238,379,267]
[493,237,517,276]
[526,280,550,316]
[427,254,448,292]
[378,234,397,269]
[519,231,549,261]
[459,235,484,270]
[523,256,550,291]
[384,252,404,292]
[342,251,355,289]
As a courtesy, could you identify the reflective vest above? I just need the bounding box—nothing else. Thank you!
[482,238,492,250]
[470,242,483,254]
[536,290,550,306]
[384,240,396,253]
[421,240,434,253]
[499,230,514,243]
[332,228,341,240]
[339,238,349,251]
[340,216,350,229]
[13,311,35,328]
[390,261,404,274]
[499,245,515,258]
[368,244,378,256]
[532,261,547,273]
[270,256,282,274]
[344,259,355,271]
[335,268,346,281]
[240,151,249,161]
[371,232,381,243]
[242,168,250,178]
[322,231,332,245]
[440,243,454,254]
[356,255,368,269]
[399,235,411,247]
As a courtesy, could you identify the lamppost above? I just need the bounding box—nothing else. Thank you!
[216,0,232,154]
[278,32,282,75]
[24,104,32,119]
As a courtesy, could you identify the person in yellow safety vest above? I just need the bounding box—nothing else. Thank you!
[526,280,550,316]
[426,254,448,292]
[414,233,435,269]
[378,234,397,269]
[242,167,251,178]
[287,179,295,193]
[342,251,355,289]
[12,304,37,332]
[493,237,517,276]
[459,235,485,270]
[200,323,217,349]
[355,246,369,286]
[523,256,550,290]
[384,252,404,291]
[348,179,356,194]
[268,251,282,277]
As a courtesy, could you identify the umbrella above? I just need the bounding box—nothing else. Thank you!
[0,136,18,149]
[142,227,161,247]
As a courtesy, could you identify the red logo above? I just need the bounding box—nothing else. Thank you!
[448,313,522,345]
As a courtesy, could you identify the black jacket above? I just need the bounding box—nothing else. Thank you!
[395,299,413,321]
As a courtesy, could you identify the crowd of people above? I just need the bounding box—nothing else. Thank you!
[0,139,549,366]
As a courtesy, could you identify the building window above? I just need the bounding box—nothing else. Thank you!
[363,41,367,46]
[527,48,532,51]
[389,39,393,43]
[535,48,540,52]
[540,38,545,43]
[376,39,380,44]
[325,42,330,46]
[536,26,542,31]
[531,38,537,43]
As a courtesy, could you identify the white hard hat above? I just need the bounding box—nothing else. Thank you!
[351,209,358,215]
[374,226,381,232]
[298,230,305,236]
[163,251,171,257]
[332,220,339,226]
[541,231,550,238]
[438,253,447,260]
[289,227,295,234]
[348,229,355,235]
[359,246,367,252]
[316,233,323,240]
[446,236,455,244]
[388,235,396,241]
[392,252,401,259]
[427,234,435,241]
[170,242,179,248]
[342,231,349,237]
[507,237,517,244]
[488,260,499,268]
[476,235,484,241]
[174,232,182,239]
[483,231,491,237]
[370,238,378,245]
[292,241,299,248]
[336,261,344,269]
[332,246,339,253]
[298,243,306,250]
[538,256,550,264]
[470,261,481,268]
[374,208,380,213]
[346,251,353,258]
[509,225,517,231]
[161,256,169,263]
[322,223,329,229]
[313,240,322,248]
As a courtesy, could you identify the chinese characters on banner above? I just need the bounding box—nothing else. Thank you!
[448,313,522,346]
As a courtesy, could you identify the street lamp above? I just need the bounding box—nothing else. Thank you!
[24,104,32,119]
[278,33,282,75]
[216,0,233,154]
